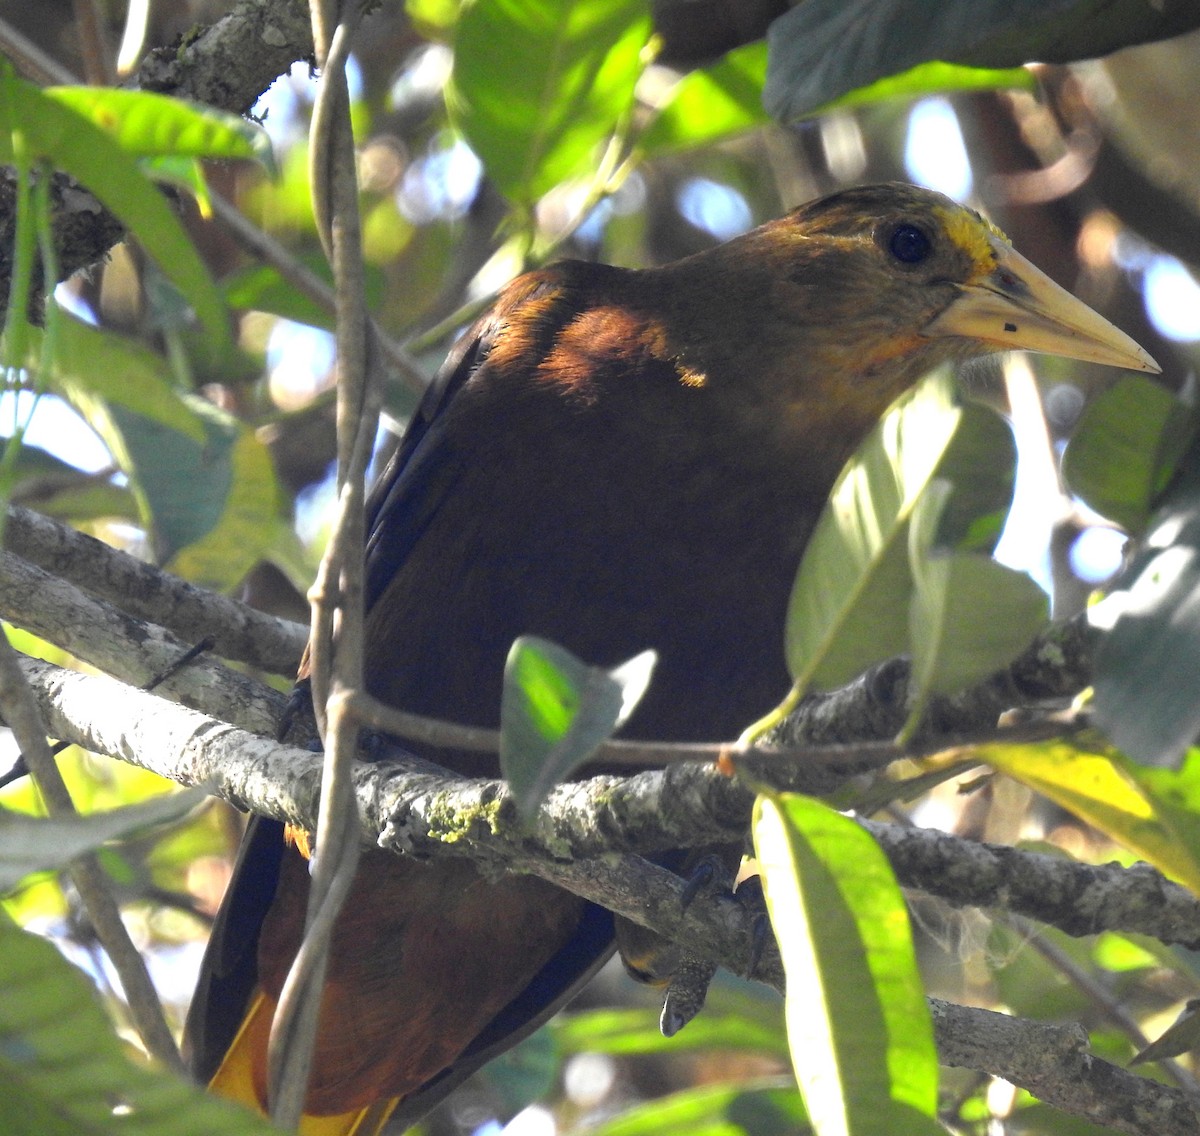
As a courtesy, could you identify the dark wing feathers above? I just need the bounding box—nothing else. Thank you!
[363,314,496,610]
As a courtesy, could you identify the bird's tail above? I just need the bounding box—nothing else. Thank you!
[208,992,398,1136]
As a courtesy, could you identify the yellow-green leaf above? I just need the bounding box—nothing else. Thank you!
[753,794,941,1136]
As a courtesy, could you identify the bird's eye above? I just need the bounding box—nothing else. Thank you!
[888,224,932,265]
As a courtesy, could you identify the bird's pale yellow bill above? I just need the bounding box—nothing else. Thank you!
[922,235,1160,373]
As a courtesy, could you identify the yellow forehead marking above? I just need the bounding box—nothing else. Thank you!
[934,204,1010,281]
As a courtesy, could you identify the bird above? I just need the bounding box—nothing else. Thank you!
[183,182,1158,1135]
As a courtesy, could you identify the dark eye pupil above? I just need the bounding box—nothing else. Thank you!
[890,224,931,264]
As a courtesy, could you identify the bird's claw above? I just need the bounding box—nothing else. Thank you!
[729,873,770,978]
[678,853,732,909]
[660,952,718,1037]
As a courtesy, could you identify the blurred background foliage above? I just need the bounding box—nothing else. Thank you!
[3,1,1200,1134]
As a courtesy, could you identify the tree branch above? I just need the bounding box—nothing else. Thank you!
[0,548,286,736]
[932,999,1200,1135]
[3,504,306,676]
[14,650,1200,1136]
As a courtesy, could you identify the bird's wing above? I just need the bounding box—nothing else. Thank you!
[186,269,620,1131]
[181,814,285,1083]
[387,901,615,1133]
[362,314,496,610]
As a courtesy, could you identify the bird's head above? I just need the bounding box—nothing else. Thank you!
[652,184,1156,467]
[655,183,1158,458]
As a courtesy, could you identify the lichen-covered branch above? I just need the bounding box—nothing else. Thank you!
[13,651,1200,1136]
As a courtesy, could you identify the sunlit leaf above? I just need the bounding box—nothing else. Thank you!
[981,742,1200,894]
[448,0,652,203]
[753,794,941,1136]
[164,425,288,590]
[1131,999,1200,1066]
[584,1078,808,1136]
[784,371,961,691]
[641,42,769,155]
[0,67,231,351]
[21,314,208,442]
[815,60,1033,116]
[554,1006,788,1058]
[45,87,272,169]
[500,636,654,816]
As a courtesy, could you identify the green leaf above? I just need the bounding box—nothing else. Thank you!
[764,0,1200,121]
[1090,451,1200,766]
[905,481,1048,722]
[816,60,1034,117]
[0,438,134,522]
[500,636,654,816]
[752,794,941,1136]
[448,0,652,203]
[44,87,273,169]
[163,424,289,590]
[980,742,1200,894]
[0,917,279,1135]
[926,403,1017,554]
[0,789,206,895]
[585,1079,808,1136]
[641,42,769,155]
[0,68,231,351]
[222,258,385,330]
[21,313,208,442]
[784,371,961,691]
[59,376,285,583]
[1062,375,1191,533]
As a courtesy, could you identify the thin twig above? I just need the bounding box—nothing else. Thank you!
[267,2,375,1125]
[206,190,427,399]
[0,17,78,84]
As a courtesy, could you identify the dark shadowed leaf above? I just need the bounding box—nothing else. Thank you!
[1062,375,1191,533]
[764,0,1200,121]
[222,258,387,331]
[1091,453,1200,766]
[930,404,1017,553]
[905,481,1048,731]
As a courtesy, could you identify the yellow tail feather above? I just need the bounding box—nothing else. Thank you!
[208,993,399,1136]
